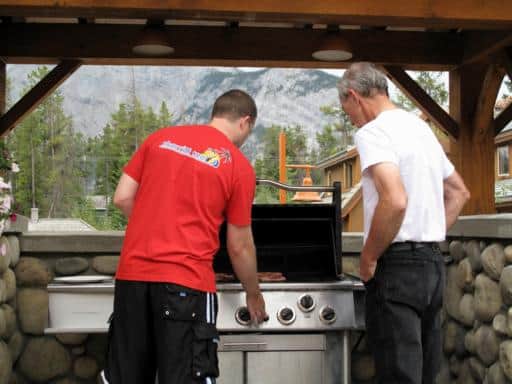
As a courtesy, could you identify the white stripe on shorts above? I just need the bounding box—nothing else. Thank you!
[206,292,211,323]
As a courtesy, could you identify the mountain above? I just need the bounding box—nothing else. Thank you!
[7,65,341,158]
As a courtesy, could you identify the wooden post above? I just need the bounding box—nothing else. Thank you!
[279,130,287,204]
[450,63,497,214]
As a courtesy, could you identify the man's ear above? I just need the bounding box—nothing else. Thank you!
[348,89,360,105]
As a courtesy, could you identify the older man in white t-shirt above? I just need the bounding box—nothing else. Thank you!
[338,62,470,384]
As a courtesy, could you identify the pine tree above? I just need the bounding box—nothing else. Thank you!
[158,101,173,127]
[7,66,88,219]
[316,125,339,160]
[319,104,355,152]
[254,124,312,203]
[88,95,173,229]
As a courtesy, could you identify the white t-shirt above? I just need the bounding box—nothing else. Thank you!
[354,109,454,243]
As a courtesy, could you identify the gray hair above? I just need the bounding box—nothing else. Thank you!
[337,62,389,101]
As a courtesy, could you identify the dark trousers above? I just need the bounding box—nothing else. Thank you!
[364,243,445,384]
[104,280,219,384]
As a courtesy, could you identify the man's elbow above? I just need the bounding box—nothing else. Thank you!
[227,242,244,259]
[392,195,408,217]
[113,194,123,209]
[462,187,471,203]
[113,194,132,211]
[228,240,254,260]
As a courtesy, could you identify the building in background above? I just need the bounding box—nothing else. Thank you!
[495,96,512,212]
[317,146,363,232]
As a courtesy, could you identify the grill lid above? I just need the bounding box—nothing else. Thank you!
[214,181,342,281]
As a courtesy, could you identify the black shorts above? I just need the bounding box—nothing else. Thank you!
[103,280,219,384]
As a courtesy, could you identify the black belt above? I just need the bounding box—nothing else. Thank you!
[387,241,436,252]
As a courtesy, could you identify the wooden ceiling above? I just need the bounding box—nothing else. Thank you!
[1,0,512,70]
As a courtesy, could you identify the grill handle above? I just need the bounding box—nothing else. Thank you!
[256,179,336,192]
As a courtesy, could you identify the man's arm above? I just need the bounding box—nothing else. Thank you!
[360,162,407,281]
[226,223,267,324]
[113,173,139,218]
[444,171,470,230]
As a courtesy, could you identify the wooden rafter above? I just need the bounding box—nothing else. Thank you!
[382,65,459,139]
[0,60,81,137]
[471,62,504,140]
[2,0,512,28]
[463,31,512,65]
[0,23,462,69]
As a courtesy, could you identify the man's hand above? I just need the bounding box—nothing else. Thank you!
[246,291,268,324]
[359,252,377,282]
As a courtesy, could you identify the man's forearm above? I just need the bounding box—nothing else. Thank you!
[363,198,406,262]
[445,195,466,230]
[229,244,260,296]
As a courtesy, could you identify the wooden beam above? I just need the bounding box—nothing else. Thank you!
[463,31,512,65]
[0,60,81,136]
[0,61,5,115]
[382,65,459,139]
[0,23,463,69]
[495,103,512,135]
[1,0,512,29]
[450,64,495,214]
[472,62,504,141]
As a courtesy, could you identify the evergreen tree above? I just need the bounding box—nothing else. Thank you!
[316,124,339,160]
[88,96,173,229]
[158,101,173,127]
[7,66,88,219]
[319,104,355,153]
[254,124,311,203]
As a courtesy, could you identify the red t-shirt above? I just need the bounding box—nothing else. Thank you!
[115,125,255,292]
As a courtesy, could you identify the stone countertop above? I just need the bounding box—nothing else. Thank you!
[447,214,512,239]
[16,215,512,254]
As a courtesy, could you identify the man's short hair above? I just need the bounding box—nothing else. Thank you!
[211,89,257,122]
[337,62,389,101]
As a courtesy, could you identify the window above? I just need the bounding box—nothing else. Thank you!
[498,145,510,176]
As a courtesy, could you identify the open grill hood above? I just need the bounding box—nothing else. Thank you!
[214,181,342,281]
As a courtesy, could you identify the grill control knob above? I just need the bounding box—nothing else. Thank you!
[298,294,315,312]
[235,306,251,325]
[277,306,296,325]
[319,306,337,324]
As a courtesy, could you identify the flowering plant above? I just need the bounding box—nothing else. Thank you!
[0,140,19,232]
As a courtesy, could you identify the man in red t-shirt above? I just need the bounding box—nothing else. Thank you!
[102,89,267,384]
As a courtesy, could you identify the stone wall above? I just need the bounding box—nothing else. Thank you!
[11,252,118,384]
[434,216,512,384]
[19,219,512,384]
[438,239,512,384]
[0,235,21,384]
[0,231,123,383]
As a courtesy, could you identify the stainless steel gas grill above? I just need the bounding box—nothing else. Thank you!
[47,181,364,384]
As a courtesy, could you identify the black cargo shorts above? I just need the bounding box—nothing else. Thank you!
[103,280,219,384]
